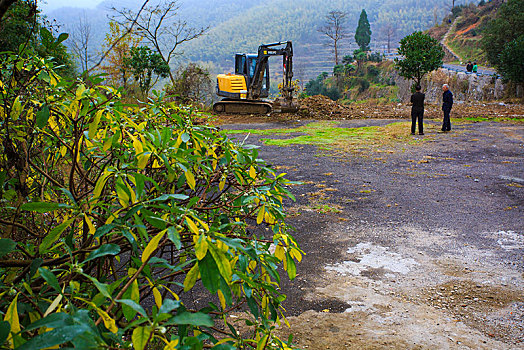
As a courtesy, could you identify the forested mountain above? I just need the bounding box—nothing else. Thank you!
[45,0,480,80]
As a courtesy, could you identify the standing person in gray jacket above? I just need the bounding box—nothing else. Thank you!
[441,84,453,132]
[410,85,425,135]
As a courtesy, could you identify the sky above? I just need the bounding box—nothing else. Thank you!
[39,0,105,13]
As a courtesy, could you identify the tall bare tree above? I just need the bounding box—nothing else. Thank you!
[318,10,348,65]
[380,21,397,53]
[69,12,94,73]
[112,0,208,85]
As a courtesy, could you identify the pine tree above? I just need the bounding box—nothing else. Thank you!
[355,9,371,52]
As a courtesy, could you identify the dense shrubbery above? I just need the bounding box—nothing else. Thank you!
[304,56,394,102]
[0,51,301,349]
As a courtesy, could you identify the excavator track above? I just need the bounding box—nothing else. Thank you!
[213,99,273,114]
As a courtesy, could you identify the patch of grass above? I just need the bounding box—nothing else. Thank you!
[227,121,427,154]
[456,117,524,123]
[310,203,343,214]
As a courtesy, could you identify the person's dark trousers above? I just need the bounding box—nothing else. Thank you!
[442,108,451,131]
[411,110,424,134]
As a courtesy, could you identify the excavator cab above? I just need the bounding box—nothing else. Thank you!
[234,54,269,98]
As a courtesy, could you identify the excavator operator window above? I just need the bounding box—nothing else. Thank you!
[235,54,247,75]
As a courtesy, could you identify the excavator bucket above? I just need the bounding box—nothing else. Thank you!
[273,97,299,113]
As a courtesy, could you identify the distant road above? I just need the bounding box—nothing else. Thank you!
[441,63,497,77]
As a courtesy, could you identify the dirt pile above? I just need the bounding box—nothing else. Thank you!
[296,95,353,120]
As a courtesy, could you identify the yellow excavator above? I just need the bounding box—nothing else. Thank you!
[213,41,298,114]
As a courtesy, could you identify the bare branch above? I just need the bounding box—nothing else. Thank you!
[318,10,348,65]
[87,0,150,74]
[111,0,208,85]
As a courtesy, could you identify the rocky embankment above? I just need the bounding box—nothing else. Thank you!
[394,68,511,104]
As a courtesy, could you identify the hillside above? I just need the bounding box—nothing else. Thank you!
[427,0,502,65]
[44,0,481,80]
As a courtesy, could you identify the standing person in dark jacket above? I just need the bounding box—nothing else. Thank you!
[410,85,425,135]
[441,84,453,132]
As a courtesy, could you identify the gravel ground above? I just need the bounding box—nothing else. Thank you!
[221,116,524,349]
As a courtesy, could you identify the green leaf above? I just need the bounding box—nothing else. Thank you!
[17,324,90,350]
[39,218,74,254]
[23,313,72,332]
[116,299,147,317]
[158,299,181,315]
[132,326,152,350]
[122,280,140,322]
[166,226,181,249]
[94,224,116,239]
[170,312,214,327]
[84,244,121,263]
[0,239,16,258]
[21,201,70,213]
[36,104,50,128]
[247,296,259,319]
[286,252,297,280]
[38,267,61,294]
[0,321,10,346]
[56,33,69,44]
[150,194,189,202]
[198,254,220,294]
[82,274,112,299]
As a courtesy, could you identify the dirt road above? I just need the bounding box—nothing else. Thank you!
[221,115,524,349]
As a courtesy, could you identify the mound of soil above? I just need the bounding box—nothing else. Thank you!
[296,95,353,120]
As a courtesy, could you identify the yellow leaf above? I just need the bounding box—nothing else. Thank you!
[274,244,285,261]
[257,335,269,350]
[103,137,112,152]
[195,235,208,260]
[132,326,152,350]
[137,153,151,170]
[185,170,196,190]
[127,131,143,155]
[183,264,199,292]
[43,293,63,317]
[219,177,226,191]
[84,214,96,235]
[162,285,180,300]
[257,206,265,225]
[96,307,118,333]
[193,216,209,232]
[264,211,276,225]
[76,84,86,99]
[185,217,199,235]
[217,290,226,309]
[175,133,183,148]
[93,170,112,201]
[163,340,179,350]
[290,248,303,262]
[142,230,166,263]
[4,293,20,348]
[249,165,256,179]
[11,96,22,120]
[153,287,162,309]
[208,243,232,283]
[88,109,103,139]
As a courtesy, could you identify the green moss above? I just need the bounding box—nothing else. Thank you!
[225,121,422,153]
